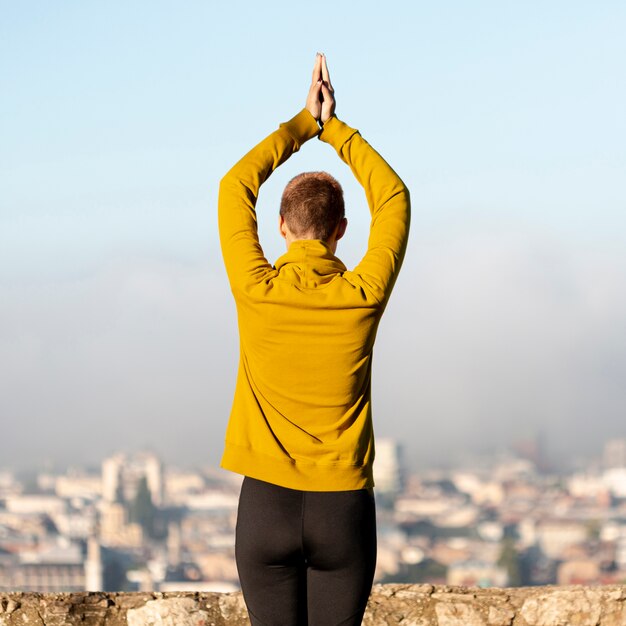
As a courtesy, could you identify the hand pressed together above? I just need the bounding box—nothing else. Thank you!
[305,52,336,125]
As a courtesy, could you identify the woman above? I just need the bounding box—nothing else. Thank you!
[217,53,410,625]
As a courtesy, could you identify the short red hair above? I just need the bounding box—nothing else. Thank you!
[280,171,345,241]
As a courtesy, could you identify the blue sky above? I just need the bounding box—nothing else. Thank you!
[1,1,625,471]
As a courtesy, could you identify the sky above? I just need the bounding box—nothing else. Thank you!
[1,1,625,473]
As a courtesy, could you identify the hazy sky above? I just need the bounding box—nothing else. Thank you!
[1,1,625,473]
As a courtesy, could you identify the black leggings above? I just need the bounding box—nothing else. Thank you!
[235,476,377,626]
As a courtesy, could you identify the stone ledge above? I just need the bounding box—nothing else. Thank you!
[1,584,625,625]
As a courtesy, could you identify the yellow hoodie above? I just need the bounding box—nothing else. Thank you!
[218,109,410,491]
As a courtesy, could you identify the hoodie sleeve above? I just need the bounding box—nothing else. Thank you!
[218,109,320,291]
[319,115,410,305]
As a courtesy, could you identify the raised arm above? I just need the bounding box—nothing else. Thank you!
[318,57,410,304]
[218,57,325,291]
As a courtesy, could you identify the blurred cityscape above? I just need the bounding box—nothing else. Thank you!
[2,437,626,592]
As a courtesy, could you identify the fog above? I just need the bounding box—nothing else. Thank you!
[2,226,624,473]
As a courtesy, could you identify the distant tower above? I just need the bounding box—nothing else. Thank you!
[167,521,182,567]
[142,453,164,507]
[373,438,404,495]
[604,439,626,469]
[102,454,125,503]
[102,451,164,506]
[84,536,103,591]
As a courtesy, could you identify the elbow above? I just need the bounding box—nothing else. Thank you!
[398,186,411,224]
[398,183,410,207]
[386,184,411,216]
[219,171,236,191]
[218,174,242,208]
[219,171,256,204]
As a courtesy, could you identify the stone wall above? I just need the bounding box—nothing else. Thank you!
[1,584,626,625]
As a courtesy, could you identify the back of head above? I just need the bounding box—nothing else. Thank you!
[280,172,345,241]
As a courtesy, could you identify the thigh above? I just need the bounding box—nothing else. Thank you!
[235,477,307,626]
[303,488,377,626]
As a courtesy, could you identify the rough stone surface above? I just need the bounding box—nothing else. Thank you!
[1,584,626,625]
[127,597,210,626]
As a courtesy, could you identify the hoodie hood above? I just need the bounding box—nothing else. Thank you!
[274,240,347,288]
